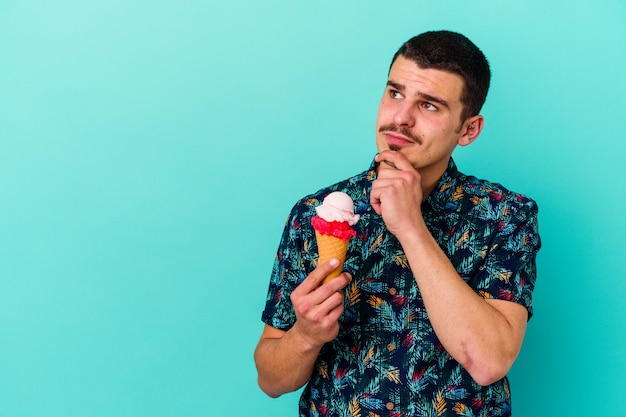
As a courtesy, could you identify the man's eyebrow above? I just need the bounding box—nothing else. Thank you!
[418,92,449,109]
[387,80,405,91]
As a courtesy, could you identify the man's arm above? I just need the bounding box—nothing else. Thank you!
[254,259,351,397]
[394,222,528,386]
[371,151,531,386]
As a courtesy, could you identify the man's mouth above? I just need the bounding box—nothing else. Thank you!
[378,124,420,145]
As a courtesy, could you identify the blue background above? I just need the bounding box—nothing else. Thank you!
[1,1,625,416]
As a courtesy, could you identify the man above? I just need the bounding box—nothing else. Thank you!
[255,30,541,417]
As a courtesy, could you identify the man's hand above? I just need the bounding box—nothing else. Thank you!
[255,259,351,397]
[289,258,351,350]
[370,150,424,238]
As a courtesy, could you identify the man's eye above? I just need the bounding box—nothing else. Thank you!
[390,90,403,99]
[422,102,437,111]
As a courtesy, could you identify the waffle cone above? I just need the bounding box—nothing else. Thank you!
[315,231,349,284]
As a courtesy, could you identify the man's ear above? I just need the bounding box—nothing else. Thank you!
[457,115,484,146]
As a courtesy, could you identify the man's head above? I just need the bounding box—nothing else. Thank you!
[375,31,491,186]
[390,31,490,124]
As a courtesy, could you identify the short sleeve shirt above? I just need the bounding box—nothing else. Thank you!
[261,158,541,417]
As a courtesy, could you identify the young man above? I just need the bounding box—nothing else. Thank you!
[255,31,541,417]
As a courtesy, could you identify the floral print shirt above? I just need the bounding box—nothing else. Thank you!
[261,158,541,417]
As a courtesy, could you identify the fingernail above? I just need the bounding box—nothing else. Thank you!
[329,258,339,267]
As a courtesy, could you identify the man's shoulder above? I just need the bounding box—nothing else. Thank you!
[452,169,539,218]
[462,170,536,202]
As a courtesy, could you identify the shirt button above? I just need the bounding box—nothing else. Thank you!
[386,402,394,410]
[387,343,395,351]
[389,287,397,295]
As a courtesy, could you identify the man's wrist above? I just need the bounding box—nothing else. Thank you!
[394,217,429,246]
[289,322,325,354]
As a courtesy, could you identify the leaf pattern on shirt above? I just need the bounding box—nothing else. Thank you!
[262,158,541,417]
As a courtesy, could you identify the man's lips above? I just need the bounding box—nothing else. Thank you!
[378,124,421,145]
[383,131,417,146]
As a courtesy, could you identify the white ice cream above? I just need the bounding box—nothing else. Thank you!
[315,191,360,225]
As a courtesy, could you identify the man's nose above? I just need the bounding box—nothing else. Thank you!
[393,102,415,127]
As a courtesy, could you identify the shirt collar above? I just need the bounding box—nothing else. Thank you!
[424,157,461,210]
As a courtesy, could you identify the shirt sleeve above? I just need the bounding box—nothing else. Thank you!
[261,201,316,330]
[470,198,541,318]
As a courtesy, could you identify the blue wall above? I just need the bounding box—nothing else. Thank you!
[1,1,625,416]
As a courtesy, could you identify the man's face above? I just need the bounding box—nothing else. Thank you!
[375,55,474,179]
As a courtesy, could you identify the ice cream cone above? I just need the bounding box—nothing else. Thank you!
[315,231,349,284]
